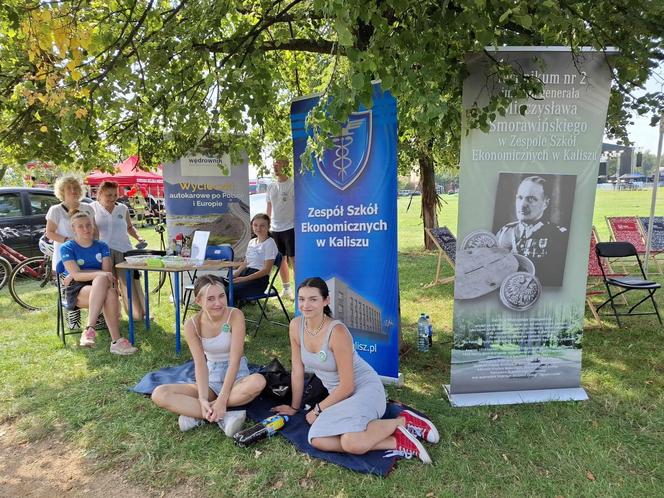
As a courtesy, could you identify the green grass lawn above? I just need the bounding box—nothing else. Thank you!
[1,190,663,497]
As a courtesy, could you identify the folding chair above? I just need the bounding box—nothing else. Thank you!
[424,227,456,288]
[595,242,662,327]
[182,244,234,323]
[55,261,106,346]
[244,252,291,336]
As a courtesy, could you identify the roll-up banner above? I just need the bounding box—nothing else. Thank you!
[291,83,401,381]
[163,154,250,259]
[446,48,613,406]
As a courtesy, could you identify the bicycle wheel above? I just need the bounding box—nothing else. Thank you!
[9,256,57,311]
[0,256,10,290]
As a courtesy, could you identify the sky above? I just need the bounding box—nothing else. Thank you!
[605,65,664,154]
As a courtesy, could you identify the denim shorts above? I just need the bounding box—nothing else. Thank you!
[64,280,91,309]
[207,356,251,395]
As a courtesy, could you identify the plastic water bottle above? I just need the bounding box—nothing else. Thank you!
[232,414,289,447]
[175,233,183,255]
[417,313,429,352]
[426,315,433,347]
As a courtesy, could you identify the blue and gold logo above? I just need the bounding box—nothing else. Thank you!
[316,110,372,191]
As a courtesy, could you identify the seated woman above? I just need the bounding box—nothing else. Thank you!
[91,180,147,320]
[151,275,266,435]
[61,212,138,355]
[228,213,278,303]
[272,277,439,463]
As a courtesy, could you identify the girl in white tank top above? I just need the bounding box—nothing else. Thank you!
[151,275,266,433]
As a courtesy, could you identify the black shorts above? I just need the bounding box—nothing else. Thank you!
[64,280,91,309]
[271,228,295,257]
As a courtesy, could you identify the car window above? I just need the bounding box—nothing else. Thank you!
[0,193,22,218]
[28,192,59,215]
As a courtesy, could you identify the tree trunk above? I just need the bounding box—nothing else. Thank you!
[419,147,438,250]
[0,166,6,183]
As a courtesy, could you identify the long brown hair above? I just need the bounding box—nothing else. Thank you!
[298,277,333,317]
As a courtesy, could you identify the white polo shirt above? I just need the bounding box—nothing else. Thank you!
[91,201,133,253]
[245,237,278,271]
[45,202,95,269]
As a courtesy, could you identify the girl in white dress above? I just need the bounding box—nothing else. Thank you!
[273,277,439,463]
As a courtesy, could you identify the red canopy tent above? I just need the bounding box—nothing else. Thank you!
[84,156,164,198]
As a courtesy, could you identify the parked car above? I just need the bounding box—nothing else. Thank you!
[248,178,274,195]
[0,187,91,257]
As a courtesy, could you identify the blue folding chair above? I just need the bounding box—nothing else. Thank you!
[244,252,291,336]
[55,261,106,345]
[56,261,80,346]
[182,244,234,323]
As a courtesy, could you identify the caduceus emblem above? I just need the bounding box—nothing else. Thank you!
[316,110,372,191]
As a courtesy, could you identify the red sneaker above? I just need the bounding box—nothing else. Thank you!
[401,409,440,443]
[389,426,431,464]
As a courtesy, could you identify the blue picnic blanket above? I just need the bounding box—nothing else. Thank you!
[132,361,418,476]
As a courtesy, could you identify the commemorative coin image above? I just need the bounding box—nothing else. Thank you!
[461,229,498,250]
[499,271,541,311]
[455,247,518,300]
[513,254,536,275]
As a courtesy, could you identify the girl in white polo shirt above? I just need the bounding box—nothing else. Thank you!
[229,213,278,303]
[91,180,147,320]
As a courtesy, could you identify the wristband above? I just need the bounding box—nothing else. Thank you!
[290,405,299,412]
[314,403,322,416]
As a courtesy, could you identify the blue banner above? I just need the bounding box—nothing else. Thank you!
[291,84,400,379]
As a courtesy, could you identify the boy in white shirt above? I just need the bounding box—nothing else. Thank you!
[266,158,295,299]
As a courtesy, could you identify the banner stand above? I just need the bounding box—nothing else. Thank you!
[291,83,401,380]
[444,385,588,407]
[380,373,405,387]
[448,47,613,407]
[304,369,403,386]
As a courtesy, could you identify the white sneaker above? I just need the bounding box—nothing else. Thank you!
[280,287,293,300]
[178,415,205,432]
[110,338,138,356]
[218,410,246,437]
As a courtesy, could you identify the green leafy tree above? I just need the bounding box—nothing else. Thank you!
[1,1,662,245]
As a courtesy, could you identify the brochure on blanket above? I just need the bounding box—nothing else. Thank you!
[163,154,250,259]
[446,48,612,406]
[291,84,400,380]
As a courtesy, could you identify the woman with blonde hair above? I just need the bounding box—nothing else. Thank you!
[152,275,266,435]
[91,180,147,320]
[45,175,95,270]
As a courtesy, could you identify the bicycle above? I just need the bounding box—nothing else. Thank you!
[0,227,33,292]
[7,236,56,311]
[0,255,10,290]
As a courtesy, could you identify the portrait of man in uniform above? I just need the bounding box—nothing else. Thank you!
[493,173,576,287]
